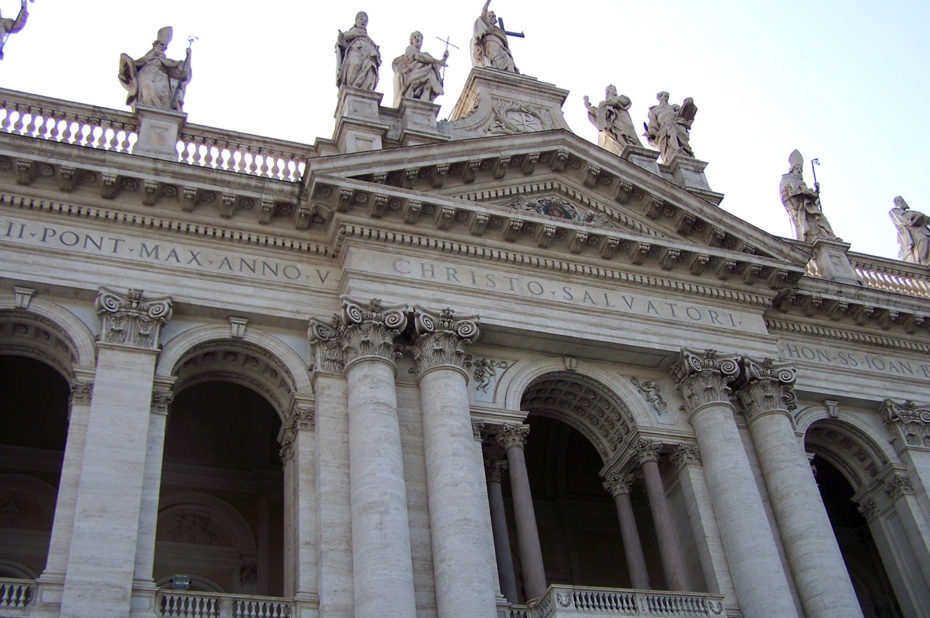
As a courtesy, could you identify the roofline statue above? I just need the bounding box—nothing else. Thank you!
[471,0,519,73]
[118,26,192,112]
[779,150,838,244]
[889,196,930,266]
[336,11,381,91]
[0,0,31,60]
[584,84,642,155]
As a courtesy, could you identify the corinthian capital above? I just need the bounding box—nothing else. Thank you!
[307,297,408,374]
[672,348,740,413]
[734,357,797,423]
[634,439,662,464]
[410,306,479,375]
[95,288,172,350]
[881,399,930,451]
[602,472,634,497]
[497,424,530,450]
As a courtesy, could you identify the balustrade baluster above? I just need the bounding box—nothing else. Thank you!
[12,107,24,133]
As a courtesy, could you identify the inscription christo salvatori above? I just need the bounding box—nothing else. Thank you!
[781,341,930,380]
[390,256,752,331]
[1,216,336,288]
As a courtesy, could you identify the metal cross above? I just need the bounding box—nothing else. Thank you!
[434,35,459,81]
[497,17,524,39]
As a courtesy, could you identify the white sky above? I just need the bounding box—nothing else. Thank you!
[2,0,928,262]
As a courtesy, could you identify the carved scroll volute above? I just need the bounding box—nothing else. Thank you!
[672,348,741,415]
[95,287,172,350]
[411,306,480,376]
[307,316,345,377]
[881,399,930,451]
[340,297,408,369]
[735,357,797,423]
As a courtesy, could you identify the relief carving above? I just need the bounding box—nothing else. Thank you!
[734,357,797,423]
[308,297,408,373]
[95,288,172,350]
[881,399,930,450]
[411,306,479,374]
[672,348,740,413]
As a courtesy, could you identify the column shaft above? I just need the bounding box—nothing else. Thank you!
[640,456,689,590]
[419,368,498,616]
[345,359,416,617]
[612,489,650,589]
[487,470,519,603]
[689,402,798,616]
[749,412,861,617]
[503,435,547,600]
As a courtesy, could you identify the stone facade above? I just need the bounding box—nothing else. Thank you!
[1,18,929,618]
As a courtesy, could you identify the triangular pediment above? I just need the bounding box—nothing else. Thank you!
[303,130,811,281]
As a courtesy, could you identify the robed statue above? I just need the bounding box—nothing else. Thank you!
[779,150,837,243]
[0,0,30,60]
[889,196,930,265]
[336,11,381,91]
[644,91,696,163]
[584,85,641,154]
[471,0,518,73]
[392,31,448,106]
[118,26,192,111]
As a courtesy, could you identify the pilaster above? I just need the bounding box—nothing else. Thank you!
[61,289,171,618]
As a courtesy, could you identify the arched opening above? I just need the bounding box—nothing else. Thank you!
[494,371,674,601]
[154,381,284,596]
[805,420,902,617]
[0,355,69,578]
[811,456,901,617]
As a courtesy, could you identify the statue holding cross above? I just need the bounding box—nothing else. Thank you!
[471,0,520,74]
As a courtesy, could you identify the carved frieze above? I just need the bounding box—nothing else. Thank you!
[881,399,930,451]
[673,348,740,413]
[735,357,797,423]
[630,377,669,420]
[467,356,510,393]
[496,424,530,450]
[410,306,479,375]
[95,288,172,350]
[308,298,408,374]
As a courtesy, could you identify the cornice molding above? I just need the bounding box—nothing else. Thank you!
[765,318,930,355]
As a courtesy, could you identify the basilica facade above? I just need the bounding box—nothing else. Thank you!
[1,15,929,618]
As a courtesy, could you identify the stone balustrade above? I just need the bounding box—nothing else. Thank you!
[0,88,311,183]
[506,585,726,618]
[177,123,311,182]
[0,577,34,613]
[850,253,930,299]
[0,88,137,153]
[157,590,296,618]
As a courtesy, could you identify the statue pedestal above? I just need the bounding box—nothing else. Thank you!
[397,98,445,146]
[619,145,661,176]
[334,87,390,153]
[810,238,862,285]
[665,155,725,205]
[132,105,186,162]
[445,68,570,138]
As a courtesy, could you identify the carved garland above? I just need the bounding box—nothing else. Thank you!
[308,298,408,373]
[95,288,172,350]
[410,306,479,375]
[734,357,797,423]
[673,348,741,413]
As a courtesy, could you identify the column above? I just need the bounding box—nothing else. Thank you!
[497,424,547,601]
[635,439,689,591]
[310,298,416,617]
[670,444,737,604]
[60,288,172,618]
[486,458,519,603]
[279,400,317,609]
[735,358,861,617]
[672,349,798,617]
[411,306,498,617]
[130,377,175,614]
[602,472,650,590]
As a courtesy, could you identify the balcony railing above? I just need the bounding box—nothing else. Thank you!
[849,253,930,299]
[156,590,294,618]
[0,88,311,183]
[0,577,34,612]
[507,585,726,617]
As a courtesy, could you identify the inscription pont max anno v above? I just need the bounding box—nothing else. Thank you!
[1,216,336,287]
